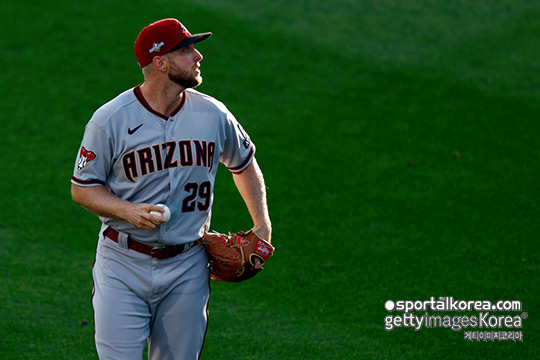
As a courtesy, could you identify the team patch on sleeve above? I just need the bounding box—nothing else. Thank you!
[77,147,97,174]
[237,123,251,149]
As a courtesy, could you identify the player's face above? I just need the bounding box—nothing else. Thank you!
[166,45,204,89]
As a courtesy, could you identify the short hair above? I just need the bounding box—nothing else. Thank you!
[141,63,153,78]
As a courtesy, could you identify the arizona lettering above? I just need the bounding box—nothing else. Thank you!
[123,140,216,182]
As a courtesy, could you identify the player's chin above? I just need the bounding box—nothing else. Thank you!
[185,74,203,88]
[190,75,203,89]
[168,72,202,89]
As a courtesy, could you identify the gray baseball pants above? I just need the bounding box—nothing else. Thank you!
[92,233,210,360]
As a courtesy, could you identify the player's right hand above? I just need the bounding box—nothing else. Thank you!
[124,203,166,230]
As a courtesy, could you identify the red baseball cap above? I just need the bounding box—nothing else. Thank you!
[134,18,212,68]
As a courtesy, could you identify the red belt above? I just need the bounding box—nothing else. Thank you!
[104,227,190,260]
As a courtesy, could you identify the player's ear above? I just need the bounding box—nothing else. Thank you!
[152,56,169,72]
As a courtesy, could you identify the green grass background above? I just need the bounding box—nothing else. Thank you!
[1,0,538,359]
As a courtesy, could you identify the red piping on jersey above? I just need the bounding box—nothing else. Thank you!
[72,176,106,186]
[227,146,255,173]
[133,84,186,120]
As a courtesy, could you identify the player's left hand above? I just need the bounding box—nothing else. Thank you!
[253,257,263,269]
[200,230,275,282]
[247,226,271,269]
[252,225,271,243]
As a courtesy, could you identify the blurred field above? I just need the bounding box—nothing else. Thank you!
[0,0,538,359]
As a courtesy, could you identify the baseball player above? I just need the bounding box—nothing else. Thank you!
[71,18,272,360]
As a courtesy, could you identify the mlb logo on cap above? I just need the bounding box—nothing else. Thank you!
[134,18,212,68]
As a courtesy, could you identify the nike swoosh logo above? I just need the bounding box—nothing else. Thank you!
[128,124,143,135]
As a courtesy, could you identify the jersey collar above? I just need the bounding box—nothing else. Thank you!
[133,84,186,120]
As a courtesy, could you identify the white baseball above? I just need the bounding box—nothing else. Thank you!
[150,204,171,225]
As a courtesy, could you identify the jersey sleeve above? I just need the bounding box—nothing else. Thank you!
[219,112,256,174]
[71,121,113,187]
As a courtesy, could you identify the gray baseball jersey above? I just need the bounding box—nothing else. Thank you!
[72,85,255,244]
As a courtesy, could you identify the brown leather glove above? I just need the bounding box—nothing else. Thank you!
[200,230,275,282]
